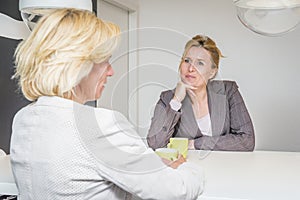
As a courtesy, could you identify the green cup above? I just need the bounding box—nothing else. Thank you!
[155,148,178,161]
[167,137,188,158]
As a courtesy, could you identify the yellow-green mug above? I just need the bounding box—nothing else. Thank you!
[167,137,188,158]
[155,148,178,161]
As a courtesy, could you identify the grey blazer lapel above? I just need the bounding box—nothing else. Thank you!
[174,80,227,138]
[207,82,227,136]
[179,96,202,138]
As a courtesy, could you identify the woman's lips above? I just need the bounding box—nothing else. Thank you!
[185,74,195,79]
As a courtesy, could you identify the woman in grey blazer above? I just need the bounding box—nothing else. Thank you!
[147,35,255,151]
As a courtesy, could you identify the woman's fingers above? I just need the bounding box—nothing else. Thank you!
[180,80,197,90]
[160,154,186,169]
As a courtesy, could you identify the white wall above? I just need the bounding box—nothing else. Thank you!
[136,0,300,151]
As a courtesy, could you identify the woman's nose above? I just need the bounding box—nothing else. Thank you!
[188,63,195,72]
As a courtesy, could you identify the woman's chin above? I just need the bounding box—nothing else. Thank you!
[95,88,104,100]
[183,80,194,86]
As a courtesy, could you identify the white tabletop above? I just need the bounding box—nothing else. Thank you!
[1,151,300,199]
[0,155,18,195]
[187,150,300,200]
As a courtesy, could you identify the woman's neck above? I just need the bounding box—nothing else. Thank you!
[193,84,207,102]
[191,84,209,119]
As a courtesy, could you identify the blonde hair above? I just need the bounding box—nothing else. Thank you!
[14,9,120,101]
[183,35,224,69]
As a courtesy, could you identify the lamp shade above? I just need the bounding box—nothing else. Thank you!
[19,0,93,31]
[234,0,300,36]
[19,0,92,11]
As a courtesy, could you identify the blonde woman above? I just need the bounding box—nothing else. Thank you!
[10,9,204,199]
[147,35,255,151]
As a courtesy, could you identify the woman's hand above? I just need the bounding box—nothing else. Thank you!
[161,154,186,169]
[173,81,196,102]
[188,139,195,150]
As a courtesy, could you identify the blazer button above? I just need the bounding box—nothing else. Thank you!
[162,126,167,132]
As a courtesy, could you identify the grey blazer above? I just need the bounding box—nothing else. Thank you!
[147,80,255,151]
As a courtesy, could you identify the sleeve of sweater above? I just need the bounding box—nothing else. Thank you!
[81,107,205,200]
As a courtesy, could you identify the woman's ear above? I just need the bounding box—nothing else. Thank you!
[209,68,217,79]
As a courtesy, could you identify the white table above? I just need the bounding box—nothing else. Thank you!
[0,155,18,195]
[187,150,300,200]
[1,151,300,199]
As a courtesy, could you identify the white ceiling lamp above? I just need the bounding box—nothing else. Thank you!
[19,0,93,31]
[234,0,300,36]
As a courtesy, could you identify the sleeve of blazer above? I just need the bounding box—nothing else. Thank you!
[194,81,255,151]
[147,91,182,149]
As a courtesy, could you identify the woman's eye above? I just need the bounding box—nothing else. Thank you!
[184,58,190,63]
[197,61,204,66]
